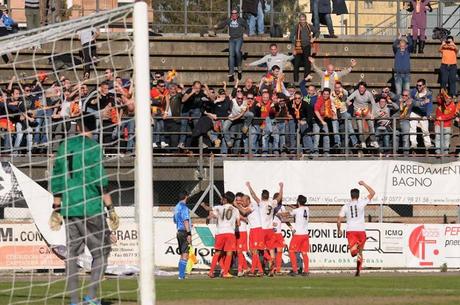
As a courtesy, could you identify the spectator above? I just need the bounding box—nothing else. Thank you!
[209,88,232,151]
[435,90,456,155]
[332,81,357,147]
[290,13,315,83]
[79,26,100,78]
[309,57,357,90]
[398,89,412,154]
[288,90,314,153]
[410,0,430,53]
[374,96,399,153]
[179,81,206,149]
[247,43,293,72]
[231,78,258,98]
[224,91,254,149]
[409,79,432,150]
[314,88,338,154]
[311,0,337,38]
[250,90,272,153]
[0,7,18,34]
[151,79,169,149]
[261,93,285,154]
[393,34,413,96]
[164,83,183,147]
[439,36,458,97]
[214,9,249,82]
[346,81,378,148]
[104,68,115,90]
[113,78,135,153]
[25,0,41,30]
[243,0,265,36]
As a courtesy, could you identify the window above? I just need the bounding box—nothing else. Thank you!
[364,0,373,9]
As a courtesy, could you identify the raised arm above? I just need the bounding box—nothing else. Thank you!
[246,181,260,204]
[275,182,284,203]
[359,180,375,200]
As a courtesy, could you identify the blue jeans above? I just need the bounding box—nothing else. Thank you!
[435,125,451,154]
[312,0,334,35]
[376,125,391,150]
[14,122,33,152]
[331,119,340,146]
[249,125,262,153]
[312,122,330,153]
[287,119,297,152]
[262,118,282,154]
[394,72,410,96]
[248,1,264,35]
[228,38,243,75]
[356,117,376,143]
[179,108,201,145]
[153,118,165,144]
[33,109,52,145]
[299,122,313,153]
[440,64,457,97]
[399,120,410,152]
[340,112,358,146]
[112,119,135,152]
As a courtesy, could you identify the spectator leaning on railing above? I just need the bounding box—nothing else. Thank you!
[435,90,456,155]
[398,89,412,155]
[439,36,458,98]
[214,9,249,83]
[393,34,413,96]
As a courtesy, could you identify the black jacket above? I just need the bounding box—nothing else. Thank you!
[332,0,348,15]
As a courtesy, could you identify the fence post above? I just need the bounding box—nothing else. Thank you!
[354,0,359,36]
[209,155,214,208]
[440,120,444,161]
[344,117,349,157]
[270,0,275,31]
[248,126,253,159]
[396,0,401,33]
[392,117,397,156]
[199,136,204,177]
[437,0,443,28]
[380,203,383,223]
[184,0,188,35]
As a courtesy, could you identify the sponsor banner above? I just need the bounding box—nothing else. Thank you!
[0,222,139,270]
[224,160,460,205]
[155,221,460,269]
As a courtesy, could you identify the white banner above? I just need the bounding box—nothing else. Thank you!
[153,221,460,269]
[224,160,460,205]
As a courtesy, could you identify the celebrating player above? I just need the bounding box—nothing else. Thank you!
[204,192,240,278]
[49,113,119,305]
[337,181,375,276]
[234,192,250,276]
[246,181,283,277]
[272,195,293,275]
[234,194,265,276]
[285,195,310,276]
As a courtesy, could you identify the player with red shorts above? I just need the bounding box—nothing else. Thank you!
[337,180,375,276]
[203,191,240,278]
[234,192,249,276]
[246,181,283,277]
[234,194,264,276]
[284,195,311,276]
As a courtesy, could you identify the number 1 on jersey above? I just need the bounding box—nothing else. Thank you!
[350,205,358,218]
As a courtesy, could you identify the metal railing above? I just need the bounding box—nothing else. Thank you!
[1,115,458,161]
[150,0,460,36]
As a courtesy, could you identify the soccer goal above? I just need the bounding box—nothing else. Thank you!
[0,2,153,304]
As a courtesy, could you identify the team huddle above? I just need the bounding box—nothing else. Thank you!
[174,180,376,279]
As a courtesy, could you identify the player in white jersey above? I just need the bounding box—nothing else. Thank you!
[337,181,375,276]
[234,194,265,276]
[234,192,250,276]
[272,195,293,275]
[203,191,240,278]
[246,181,283,276]
[285,195,311,276]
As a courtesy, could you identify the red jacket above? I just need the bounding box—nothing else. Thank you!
[435,96,456,127]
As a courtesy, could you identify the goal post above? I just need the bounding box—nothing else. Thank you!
[133,1,155,304]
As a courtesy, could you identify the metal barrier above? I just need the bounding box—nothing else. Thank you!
[150,0,460,36]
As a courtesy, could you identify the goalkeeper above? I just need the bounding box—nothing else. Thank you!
[49,112,119,305]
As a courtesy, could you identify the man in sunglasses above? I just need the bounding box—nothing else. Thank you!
[214,9,249,83]
[409,79,433,152]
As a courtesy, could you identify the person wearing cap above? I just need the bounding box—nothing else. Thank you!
[214,9,249,83]
[247,43,294,72]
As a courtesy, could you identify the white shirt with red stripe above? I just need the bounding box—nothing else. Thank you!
[290,206,310,235]
[247,202,262,229]
[339,199,370,232]
[259,199,278,229]
[273,205,285,233]
[212,204,239,235]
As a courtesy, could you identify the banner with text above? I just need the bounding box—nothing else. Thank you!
[224,160,460,205]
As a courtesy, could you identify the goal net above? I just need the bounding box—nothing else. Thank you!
[0,2,153,304]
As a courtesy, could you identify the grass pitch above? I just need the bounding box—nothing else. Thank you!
[0,273,459,304]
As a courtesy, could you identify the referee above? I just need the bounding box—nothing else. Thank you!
[173,191,192,280]
[49,113,119,305]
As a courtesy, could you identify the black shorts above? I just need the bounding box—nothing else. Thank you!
[176,231,190,255]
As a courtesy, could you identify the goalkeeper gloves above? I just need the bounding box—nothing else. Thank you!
[49,204,63,231]
[107,205,120,230]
